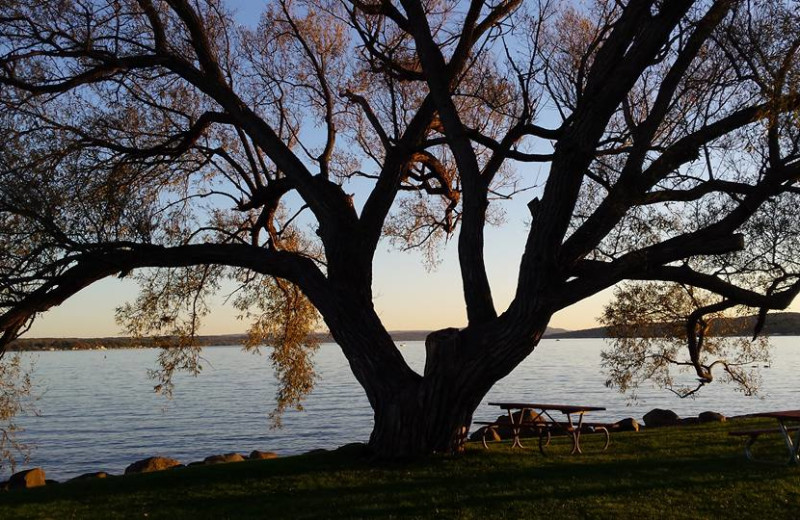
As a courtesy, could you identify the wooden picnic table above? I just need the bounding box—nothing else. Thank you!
[730,410,800,465]
[486,402,607,454]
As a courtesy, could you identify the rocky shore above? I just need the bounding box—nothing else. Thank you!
[1,408,729,492]
[0,449,280,491]
[468,408,728,444]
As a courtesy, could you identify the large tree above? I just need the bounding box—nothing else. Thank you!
[1,0,800,457]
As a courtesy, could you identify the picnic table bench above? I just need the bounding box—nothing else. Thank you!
[730,410,800,465]
[478,402,610,454]
[475,420,613,451]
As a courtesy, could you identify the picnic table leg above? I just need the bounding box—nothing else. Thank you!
[597,426,611,451]
[568,412,586,455]
[538,427,552,455]
[507,409,524,449]
[778,420,800,465]
[481,425,496,449]
[734,428,798,464]
[792,427,800,464]
[743,433,758,461]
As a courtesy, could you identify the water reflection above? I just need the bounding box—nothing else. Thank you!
[8,337,798,480]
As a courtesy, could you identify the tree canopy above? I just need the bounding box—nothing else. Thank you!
[1,0,800,457]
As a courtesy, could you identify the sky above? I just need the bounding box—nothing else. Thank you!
[26,200,612,337]
[20,0,793,338]
[22,0,610,338]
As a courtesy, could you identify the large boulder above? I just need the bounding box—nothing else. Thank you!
[514,409,545,424]
[643,408,680,428]
[204,453,246,465]
[469,425,502,443]
[490,415,515,439]
[334,443,370,457]
[249,450,279,460]
[124,456,181,475]
[9,468,46,489]
[486,411,545,439]
[493,409,544,424]
[485,426,502,442]
[614,417,640,432]
[70,471,110,482]
[698,411,726,423]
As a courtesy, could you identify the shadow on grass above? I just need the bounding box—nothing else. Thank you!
[4,421,800,519]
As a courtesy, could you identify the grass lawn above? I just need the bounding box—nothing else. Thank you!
[2,419,800,519]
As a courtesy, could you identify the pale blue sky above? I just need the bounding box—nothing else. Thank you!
[27,196,611,337]
[26,0,609,338]
[23,0,785,338]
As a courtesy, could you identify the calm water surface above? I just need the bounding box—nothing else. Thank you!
[6,337,800,480]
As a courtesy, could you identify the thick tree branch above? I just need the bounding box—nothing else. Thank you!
[685,299,738,381]
[136,0,168,52]
[358,96,437,257]
[342,89,391,149]
[513,1,696,321]
[561,94,800,267]
[469,126,554,167]
[164,0,227,82]
[0,243,327,349]
[399,0,496,323]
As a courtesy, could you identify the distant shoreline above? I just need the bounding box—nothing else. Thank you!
[9,328,571,352]
[9,311,800,351]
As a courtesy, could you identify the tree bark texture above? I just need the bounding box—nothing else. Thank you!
[333,322,549,457]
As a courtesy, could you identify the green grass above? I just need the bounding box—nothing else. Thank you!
[3,419,800,519]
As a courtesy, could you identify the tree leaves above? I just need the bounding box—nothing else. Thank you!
[601,282,771,399]
[0,353,36,473]
[233,272,320,427]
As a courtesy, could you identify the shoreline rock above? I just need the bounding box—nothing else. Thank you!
[643,408,681,428]
[614,417,640,432]
[9,468,46,490]
[2,447,286,491]
[699,411,726,423]
[204,453,246,465]
[124,456,181,475]
[249,450,278,460]
[70,471,111,482]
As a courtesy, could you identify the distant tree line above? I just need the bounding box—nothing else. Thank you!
[551,312,800,339]
[13,313,800,351]
[7,335,248,351]
[6,330,440,351]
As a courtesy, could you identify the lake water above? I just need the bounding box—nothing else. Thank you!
[4,337,800,481]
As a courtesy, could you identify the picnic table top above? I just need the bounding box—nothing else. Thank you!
[750,410,800,420]
[488,402,606,414]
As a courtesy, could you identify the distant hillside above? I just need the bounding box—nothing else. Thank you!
[547,327,607,339]
[8,334,250,352]
[16,315,800,351]
[547,312,800,339]
[11,327,569,351]
[324,327,568,342]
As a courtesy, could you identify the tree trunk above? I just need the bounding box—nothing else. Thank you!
[321,286,550,458]
[368,389,475,457]
[367,327,536,457]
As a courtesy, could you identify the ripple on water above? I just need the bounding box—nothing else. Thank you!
[6,337,800,480]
